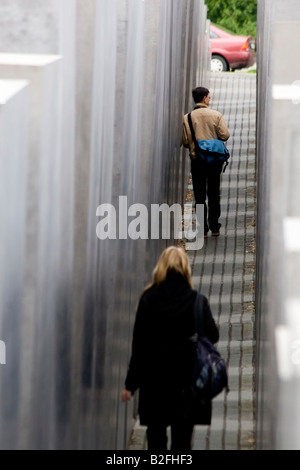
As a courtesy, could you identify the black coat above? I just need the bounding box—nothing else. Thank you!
[125,272,219,426]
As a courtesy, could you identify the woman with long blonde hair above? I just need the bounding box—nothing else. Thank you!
[122,246,219,451]
[144,245,193,292]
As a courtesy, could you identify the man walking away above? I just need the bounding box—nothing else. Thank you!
[182,87,230,237]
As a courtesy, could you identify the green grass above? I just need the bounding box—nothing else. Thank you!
[211,23,235,35]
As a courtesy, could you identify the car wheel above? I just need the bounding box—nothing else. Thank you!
[211,55,228,73]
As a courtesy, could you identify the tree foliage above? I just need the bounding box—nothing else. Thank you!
[205,0,257,37]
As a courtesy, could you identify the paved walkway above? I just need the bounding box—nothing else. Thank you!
[129,72,257,451]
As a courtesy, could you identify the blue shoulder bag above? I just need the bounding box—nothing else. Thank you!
[188,112,230,172]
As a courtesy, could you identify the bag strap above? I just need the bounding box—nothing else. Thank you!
[187,112,199,154]
[193,293,204,338]
[188,106,206,144]
[188,112,204,161]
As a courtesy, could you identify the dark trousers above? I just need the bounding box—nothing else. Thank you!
[191,157,223,233]
[146,419,194,451]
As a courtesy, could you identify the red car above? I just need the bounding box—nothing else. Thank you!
[210,24,256,72]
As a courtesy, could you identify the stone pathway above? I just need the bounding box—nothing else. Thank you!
[128,72,257,451]
[188,72,257,450]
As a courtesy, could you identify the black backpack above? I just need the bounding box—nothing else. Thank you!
[190,294,229,399]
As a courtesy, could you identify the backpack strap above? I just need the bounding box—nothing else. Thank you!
[193,293,204,338]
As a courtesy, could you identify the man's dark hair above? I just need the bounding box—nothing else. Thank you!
[192,87,209,103]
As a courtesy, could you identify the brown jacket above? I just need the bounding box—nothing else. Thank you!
[182,103,230,159]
